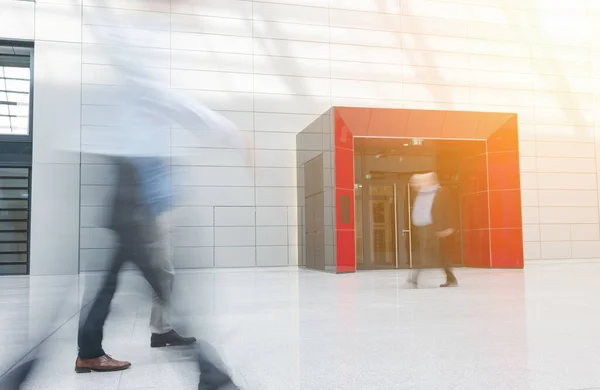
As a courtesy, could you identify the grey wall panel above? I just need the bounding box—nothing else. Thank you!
[215,246,255,267]
[173,247,214,269]
[257,246,288,267]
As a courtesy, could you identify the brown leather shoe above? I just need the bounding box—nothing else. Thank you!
[75,354,131,373]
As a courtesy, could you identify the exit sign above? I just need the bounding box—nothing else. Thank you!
[411,138,423,146]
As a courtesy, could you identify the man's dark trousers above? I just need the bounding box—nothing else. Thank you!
[411,225,456,282]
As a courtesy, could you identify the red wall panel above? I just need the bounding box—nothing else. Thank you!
[486,120,523,268]
[334,111,356,273]
[461,191,489,230]
[488,151,520,191]
[490,228,524,268]
[335,146,354,190]
[336,228,356,273]
[460,149,491,268]
[489,190,522,229]
[462,229,491,267]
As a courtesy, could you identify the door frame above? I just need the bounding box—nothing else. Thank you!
[356,176,413,270]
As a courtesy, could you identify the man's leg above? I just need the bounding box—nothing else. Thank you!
[443,267,457,282]
[408,269,420,285]
[196,342,238,390]
[409,227,426,285]
[148,212,196,347]
[438,237,458,287]
[76,227,131,372]
[133,211,237,389]
[149,212,175,335]
[440,268,458,287]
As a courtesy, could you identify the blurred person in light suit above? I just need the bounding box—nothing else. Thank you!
[408,172,458,288]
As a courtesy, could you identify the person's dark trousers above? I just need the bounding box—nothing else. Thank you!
[78,156,165,359]
[77,220,164,358]
[411,225,456,283]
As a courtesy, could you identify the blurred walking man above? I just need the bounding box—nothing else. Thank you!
[72,1,247,387]
[1,0,246,387]
[408,172,458,288]
[73,83,245,390]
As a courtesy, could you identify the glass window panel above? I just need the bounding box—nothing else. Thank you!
[12,46,33,56]
[5,79,28,93]
[0,253,27,263]
[0,168,28,177]
[10,117,28,128]
[10,128,27,135]
[0,62,31,137]
[0,220,27,232]
[4,67,29,79]
[13,47,32,55]
[0,264,27,274]
[0,210,27,220]
[0,178,29,187]
[0,243,27,252]
[0,189,29,198]
[0,232,28,242]
[0,222,27,231]
[6,93,29,104]
[9,105,28,116]
[0,200,29,209]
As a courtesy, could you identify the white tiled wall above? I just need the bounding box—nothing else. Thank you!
[5,0,600,273]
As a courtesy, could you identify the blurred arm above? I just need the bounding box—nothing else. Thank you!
[87,2,249,158]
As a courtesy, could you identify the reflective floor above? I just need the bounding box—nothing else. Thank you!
[2,263,600,389]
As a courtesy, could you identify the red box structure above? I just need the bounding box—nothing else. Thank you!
[297,107,523,273]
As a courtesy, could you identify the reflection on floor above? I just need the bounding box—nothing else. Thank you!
[2,264,600,389]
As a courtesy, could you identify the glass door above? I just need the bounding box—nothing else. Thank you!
[401,182,412,269]
[355,184,364,267]
[356,176,412,270]
[368,184,397,269]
